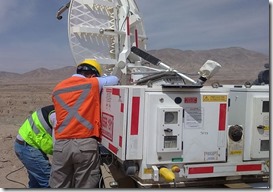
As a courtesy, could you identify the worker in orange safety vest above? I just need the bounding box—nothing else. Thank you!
[49,59,119,188]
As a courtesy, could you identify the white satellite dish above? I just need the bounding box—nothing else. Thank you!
[67,0,147,68]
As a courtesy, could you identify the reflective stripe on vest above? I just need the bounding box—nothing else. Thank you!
[52,83,93,133]
[29,109,52,135]
[18,109,53,154]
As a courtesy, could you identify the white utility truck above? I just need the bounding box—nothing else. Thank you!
[56,0,269,188]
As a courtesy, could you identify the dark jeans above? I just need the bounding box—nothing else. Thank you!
[14,141,51,188]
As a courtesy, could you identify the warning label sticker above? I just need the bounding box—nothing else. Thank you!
[203,95,227,102]
[144,168,152,174]
[204,151,218,161]
[230,150,242,155]
[101,112,114,141]
[184,107,203,129]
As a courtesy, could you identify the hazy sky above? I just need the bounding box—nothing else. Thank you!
[0,0,270,73]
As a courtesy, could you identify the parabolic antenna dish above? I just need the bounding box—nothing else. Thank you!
[68,0,147,67]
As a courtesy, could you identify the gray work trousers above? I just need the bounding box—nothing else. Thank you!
[49,137,101,188]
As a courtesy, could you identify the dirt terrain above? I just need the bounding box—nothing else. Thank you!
[0,82,55,188]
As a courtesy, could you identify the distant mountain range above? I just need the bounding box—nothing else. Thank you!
[0,47,269,85]
[149,47,269,84]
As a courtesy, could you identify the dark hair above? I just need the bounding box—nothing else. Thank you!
[76,64,100,77]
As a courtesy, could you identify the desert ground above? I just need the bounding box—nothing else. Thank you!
[0,82,55,188]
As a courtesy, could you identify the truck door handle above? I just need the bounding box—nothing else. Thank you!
[164,128,173,133]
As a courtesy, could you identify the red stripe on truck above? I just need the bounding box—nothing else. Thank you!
[131,97,140,135]
[135,29,138,48]
[189,167,214,174]
[108,143,118,154]
[112,88,120,96]
[236,164,262,172]
[218,103,226,131]
[120,103,124,113]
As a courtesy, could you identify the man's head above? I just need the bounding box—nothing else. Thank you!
[77,59,103,77]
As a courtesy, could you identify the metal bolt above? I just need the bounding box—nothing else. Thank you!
[109,181,118,188]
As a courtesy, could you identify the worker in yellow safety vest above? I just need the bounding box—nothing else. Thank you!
[49,59,119,188]
[14,105,56,188]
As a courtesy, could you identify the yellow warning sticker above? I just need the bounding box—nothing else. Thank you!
[203,95,227,102]
[144,168,152,174]
[230,150,242,155]
[264,126,269,130]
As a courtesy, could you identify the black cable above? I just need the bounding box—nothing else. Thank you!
[5,165,27,188]
[173,179,176,188]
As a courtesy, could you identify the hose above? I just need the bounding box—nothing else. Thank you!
[159,167,175,182]
[5,165,27,188]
